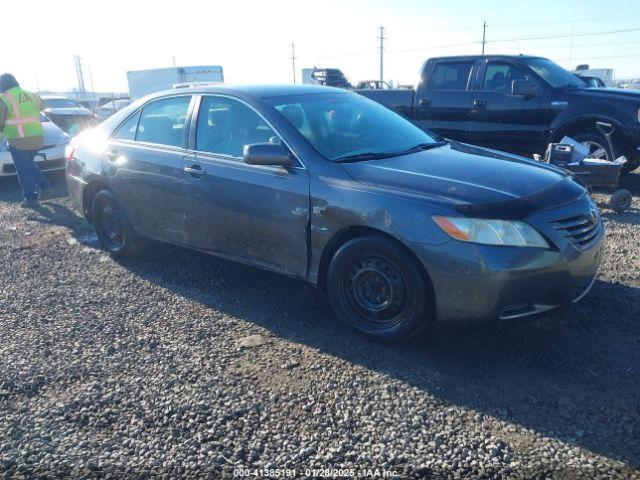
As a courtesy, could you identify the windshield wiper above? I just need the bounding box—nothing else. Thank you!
[334,141,448,163]
[334,152,397,163]
[400,141,449,154]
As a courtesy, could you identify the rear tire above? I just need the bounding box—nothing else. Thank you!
[326,234,434,343]
[91,189,145,257]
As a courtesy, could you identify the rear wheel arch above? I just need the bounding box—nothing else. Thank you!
[82,179,111,222]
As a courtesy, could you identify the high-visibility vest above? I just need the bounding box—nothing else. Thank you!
[0,87,43,139]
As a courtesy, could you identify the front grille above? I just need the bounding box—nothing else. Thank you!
[551,215,600,250]
[2,158,65,174]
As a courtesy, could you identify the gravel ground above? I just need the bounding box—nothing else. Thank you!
[0,171,639,479]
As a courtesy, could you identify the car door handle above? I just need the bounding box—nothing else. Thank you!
[106,149,120,162]
[184,164,205,176]
[472,99,486,108]
[418,98,431,107]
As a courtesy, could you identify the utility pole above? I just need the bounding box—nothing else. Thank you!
[74,54,86,98]
[290,43,297,84]
[378,26,386,84]
[568,27,575,70]
[481,21,487,55]
[172,56,177,68]
[87,64,95,97]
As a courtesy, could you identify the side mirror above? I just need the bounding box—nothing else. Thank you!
[243,142,293,167]
[511,79,538,97]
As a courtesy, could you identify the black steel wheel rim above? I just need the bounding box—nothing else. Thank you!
[99,201,125,250]
[345,256,408,328]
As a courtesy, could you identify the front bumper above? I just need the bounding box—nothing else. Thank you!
[410,228,604,325]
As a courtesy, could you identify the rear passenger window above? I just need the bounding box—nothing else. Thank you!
[430,62,473,90]
[136,96,191,147]
[112,112,139,141]
[195,96,279,159]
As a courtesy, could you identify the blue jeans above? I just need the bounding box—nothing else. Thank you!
[9,147,51,201]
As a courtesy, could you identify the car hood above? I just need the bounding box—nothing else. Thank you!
[342,142,585,213]
[43,107,93,116]
[568,87,640,102]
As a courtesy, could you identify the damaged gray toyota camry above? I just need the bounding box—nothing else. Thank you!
[66,85,603,342]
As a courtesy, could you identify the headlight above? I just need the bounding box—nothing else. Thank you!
[637,106,640,123]
[433,216,549,248]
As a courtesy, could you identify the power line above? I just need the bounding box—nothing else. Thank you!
[299,25,640,63]
[490,27,640,43]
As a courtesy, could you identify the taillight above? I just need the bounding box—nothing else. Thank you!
[65,145,76,161]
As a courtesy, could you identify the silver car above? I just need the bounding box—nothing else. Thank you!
[0,114,69,177]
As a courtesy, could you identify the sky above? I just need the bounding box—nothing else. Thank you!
[5,0,640,93]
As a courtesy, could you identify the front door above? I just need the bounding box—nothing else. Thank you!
[105,95,193,243]
[468,61,547,156]
[182,95,310,278]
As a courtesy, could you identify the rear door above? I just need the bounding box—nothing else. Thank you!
[182,95,310,278]
[468,60,547,156]
[413,60,477,142]
[106,95,193,243]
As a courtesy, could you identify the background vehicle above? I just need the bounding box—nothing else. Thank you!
[67,85,602,342]
[127,66,224,99]
[1,113,68,176]
[302,68,352,88]
[356,80,392,89]
[357,55,640,172]
[572,65,614,87]
[95,98,131,122]
[576,75,606,88]
[41,95,98,135]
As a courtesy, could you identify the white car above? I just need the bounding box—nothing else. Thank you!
[95,98,131,122]
[0,114,69,177]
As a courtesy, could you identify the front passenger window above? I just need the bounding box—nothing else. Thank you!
[196,96,279,158]
[483,63,528,93]
[136,96,191,147]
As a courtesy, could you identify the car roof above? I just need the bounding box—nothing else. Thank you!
[40,95,77,100]
[430,54,544,61]
[151,84,349,100]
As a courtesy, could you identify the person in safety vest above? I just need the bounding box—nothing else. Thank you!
[0,73,50,208]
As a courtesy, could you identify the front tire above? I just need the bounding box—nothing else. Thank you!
[573,131,638,174]
[326,235,434,343]
[91,189,145,257]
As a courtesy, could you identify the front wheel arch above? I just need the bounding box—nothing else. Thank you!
[317,227,435,301]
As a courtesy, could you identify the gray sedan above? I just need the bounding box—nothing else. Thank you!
[66,85,603,342]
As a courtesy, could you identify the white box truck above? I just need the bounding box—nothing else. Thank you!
[127,65,224,99]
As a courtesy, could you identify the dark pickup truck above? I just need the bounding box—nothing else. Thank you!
[358,55,640,172]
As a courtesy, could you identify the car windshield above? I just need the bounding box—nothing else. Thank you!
[524,58,585,89]
[44,98,82,108]
[268,93,439,162]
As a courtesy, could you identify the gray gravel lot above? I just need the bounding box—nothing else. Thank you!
[0,172,639,479]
